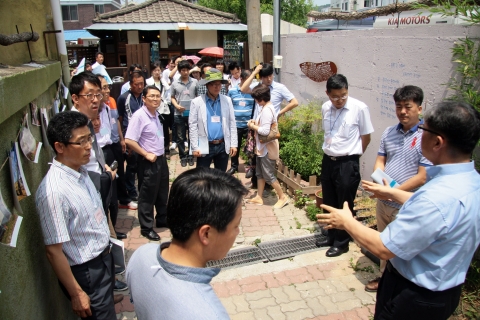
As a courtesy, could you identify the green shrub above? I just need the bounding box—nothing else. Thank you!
[278,100,324,180]
[305,204,320,221]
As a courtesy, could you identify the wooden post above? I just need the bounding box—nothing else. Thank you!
[246,0,263,67]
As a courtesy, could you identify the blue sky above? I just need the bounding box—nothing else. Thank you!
[314,0,331,6]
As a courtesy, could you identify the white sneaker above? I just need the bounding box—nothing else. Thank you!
[184,141,188,148]
[119,201,137,210]
[169,142,177,150]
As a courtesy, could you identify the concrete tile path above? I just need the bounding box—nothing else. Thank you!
[114,152,380,320]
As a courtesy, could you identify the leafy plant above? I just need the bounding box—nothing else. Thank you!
[253,238,261,246]
[349,258,375,273]
[294,217,302,229]
[294,189,310,208]
[278,100,324,180]
[305,204,320,221]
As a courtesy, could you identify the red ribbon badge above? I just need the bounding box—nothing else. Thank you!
[411,137,417,148]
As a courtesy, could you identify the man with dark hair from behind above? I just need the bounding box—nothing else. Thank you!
[320,101,480,320]
[126,167,248,320]
[36,111,116,319]
[315,74,374,258]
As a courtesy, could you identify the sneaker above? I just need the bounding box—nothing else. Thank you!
[180,158,187,167]
[170,142,177,150]
[114,280,128,291]
[119,201,138,210]
[188,157,194,166]
[273,197,290,209]
[115,266,125,275]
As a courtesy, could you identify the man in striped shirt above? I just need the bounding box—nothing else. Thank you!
[36,112,116,319]
[365,85,432,292]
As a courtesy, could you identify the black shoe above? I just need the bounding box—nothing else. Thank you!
[116,232,127,240]
[245,169,254,179]
[188,157,194,166]
[141,230,160,241]
[326,246,349,257]
[155,220,168,228]
[315,239,333,247]
[226,167,237,175]
[129,194,138,201]
[115,266,125,275]
[114,280,128,291]
[180,158,187,167]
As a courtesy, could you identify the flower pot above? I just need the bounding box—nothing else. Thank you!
[315,189,323,208]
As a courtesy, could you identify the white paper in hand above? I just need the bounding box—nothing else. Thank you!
[371,168,400,188]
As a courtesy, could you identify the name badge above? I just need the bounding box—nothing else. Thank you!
[239,101,246,106]
[100,127,109,136]
[94,207,104,224]
[110,118,116,125]
[183,90,190,95]
[157,129,163,138]
[211,116,221,123]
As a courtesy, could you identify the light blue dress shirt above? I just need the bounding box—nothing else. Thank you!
[381,161,480,291]
[206,95,223,140]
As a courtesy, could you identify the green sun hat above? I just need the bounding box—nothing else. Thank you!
[199,68,228,86]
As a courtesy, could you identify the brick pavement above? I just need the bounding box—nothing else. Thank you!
[114,152,379,320]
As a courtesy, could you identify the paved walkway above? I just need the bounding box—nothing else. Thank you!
[114,152,380,320]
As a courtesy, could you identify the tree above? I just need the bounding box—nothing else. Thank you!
[198,0,314,27]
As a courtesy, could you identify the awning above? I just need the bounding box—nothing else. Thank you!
[64,30,99,41]
[85,23,248,32]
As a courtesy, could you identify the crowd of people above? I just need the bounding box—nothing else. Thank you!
[34,54,480,320]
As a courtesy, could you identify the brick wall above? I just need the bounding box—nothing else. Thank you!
[63,3,118,30]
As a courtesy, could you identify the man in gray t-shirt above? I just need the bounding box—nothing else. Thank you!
[171,61,198,166]
[126,167,247,320]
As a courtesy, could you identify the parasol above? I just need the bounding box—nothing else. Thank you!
[198,47,224,58]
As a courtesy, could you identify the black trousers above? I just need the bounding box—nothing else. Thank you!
[137,155,169,232]
[102,145,118,227]
[61,248,116,320]
[160,113,171,155]
[320,155,360,248]
[110,141,130,205]
[230,127,249,170]
[375,261,462,320]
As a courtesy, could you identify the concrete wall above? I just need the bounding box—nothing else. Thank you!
[280,25,480,178]
[0,0,77,319]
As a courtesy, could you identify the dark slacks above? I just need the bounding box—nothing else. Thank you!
[375,261,462,320]
[169,103,177,144]
[61,248,116,320]
[174,115,189,159]
[124,149,138,198]
[320,155,360,249]
[160,113,171,155]
[102,145,118,227]
[196,142,229,172]
[137,155,169,232]
[230,127,248,170]
[110,141,130,205]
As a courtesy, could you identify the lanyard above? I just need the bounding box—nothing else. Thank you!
[208,97,219,116]
[330,107,345,132]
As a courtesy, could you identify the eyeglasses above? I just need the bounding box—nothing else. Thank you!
[65,135,95,148]
[418,125,443,138]
[146,95,161,100]
[330,95,348,102]
[78,93,103,101]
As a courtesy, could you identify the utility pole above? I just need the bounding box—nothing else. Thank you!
[246,0,263,68]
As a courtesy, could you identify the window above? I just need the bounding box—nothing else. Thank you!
[94,4,104,14]
[364,0,370,6]
[62,5,78,21]
[344,2,349,10]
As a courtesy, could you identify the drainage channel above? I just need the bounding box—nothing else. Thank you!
[207,233,327,269]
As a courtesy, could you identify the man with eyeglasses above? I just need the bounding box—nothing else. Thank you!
[315,74,374,258]
[364,85,432,292]
[189,68,237,172]
[36,111,117,319]
[125,85,169,241]
[319,101,480,320]
[117,70,146,202]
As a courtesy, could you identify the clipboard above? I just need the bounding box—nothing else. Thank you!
[109,237,126,270]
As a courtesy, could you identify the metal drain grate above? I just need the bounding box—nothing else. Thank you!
[206,246,268,269]
[257,233,327,261]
